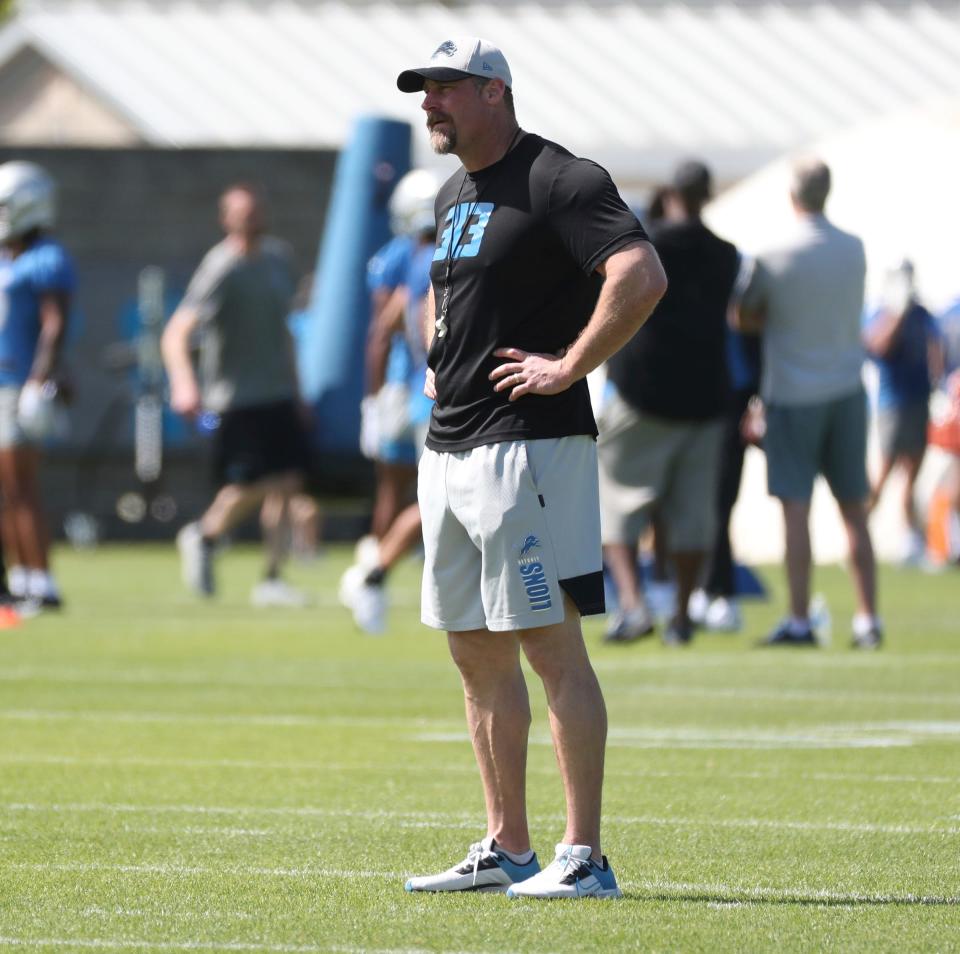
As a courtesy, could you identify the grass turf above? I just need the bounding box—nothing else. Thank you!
[0,542,958,953]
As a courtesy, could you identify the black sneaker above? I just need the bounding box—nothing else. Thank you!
[662,617,693,647]
[757,619,818,647]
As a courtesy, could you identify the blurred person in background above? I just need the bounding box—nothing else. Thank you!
[397,35,665,899]
[732,158,881,649]
[862,259,941,564]
[925,297,960,564]
[688,261,763,634]
[0,160,74,612]
[355,171,439,567]
[162,182,309,604]
[599,160,738,646]
[339,169,440,633]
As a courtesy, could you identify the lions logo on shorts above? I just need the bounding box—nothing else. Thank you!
[517,535,552,612]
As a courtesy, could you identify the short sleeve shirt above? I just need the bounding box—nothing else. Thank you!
[739,217,866,407]
[426,134,647,451]
[0,237,76,387]
[606,220,738,421]
[182,235,297,413]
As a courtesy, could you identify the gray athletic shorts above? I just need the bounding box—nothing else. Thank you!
[765,388,869,502]
[0,386,26,449]
[876,400,929,459]
[418,436,605,632]
[597,390,723,551]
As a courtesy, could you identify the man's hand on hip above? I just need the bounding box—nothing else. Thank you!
[490,347,572,402]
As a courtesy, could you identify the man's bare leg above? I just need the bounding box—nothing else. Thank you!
[782,499,812,620]
[602,541,645,613]
[838,498,877,617]
[520,594,607,860]
[447,628,532,854]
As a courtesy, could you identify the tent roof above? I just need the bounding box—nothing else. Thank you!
[4,0,960,182]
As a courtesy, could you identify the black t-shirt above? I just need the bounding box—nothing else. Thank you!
[426,133,647,452]
[607,219,739,422]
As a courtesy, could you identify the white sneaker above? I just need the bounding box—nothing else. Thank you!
[338,564,387,634]
[687,588,709,625]
[354,535,381,572]
[602,605,654,643]
[176,522,214,596]
[405,836,540,893]
[506,843,622,899]
[900,529,927,566]
[704,596,742,632]
[250,578,309,608]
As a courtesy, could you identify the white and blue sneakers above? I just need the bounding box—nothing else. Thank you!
[404,836,540,893]
[506,843,623,899]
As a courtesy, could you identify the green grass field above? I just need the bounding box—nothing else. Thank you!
[1,543,958,953]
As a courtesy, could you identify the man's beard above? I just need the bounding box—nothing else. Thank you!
[429,122,456,155]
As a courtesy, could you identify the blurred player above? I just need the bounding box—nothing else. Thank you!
[357,170,441,561]
[340,169,440,632]
[0,161,73,611]
[862,260,941,564]
[162,182,309,602]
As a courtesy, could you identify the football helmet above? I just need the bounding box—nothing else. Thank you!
[0,161,57,243]
[389,168,442,237]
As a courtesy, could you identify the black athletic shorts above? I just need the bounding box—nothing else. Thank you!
[213,399,309,487]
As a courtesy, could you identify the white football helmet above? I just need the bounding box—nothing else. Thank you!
[389,168,442,237]
[0,161,57,243]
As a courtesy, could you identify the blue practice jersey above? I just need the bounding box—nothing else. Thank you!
[863,303,938,410]
[404,242,436,426]
[0,237,76,388]
[366,234,414,296]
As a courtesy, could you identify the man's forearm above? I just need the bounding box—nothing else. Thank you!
[560,242,666,384]
[30,294,67,381]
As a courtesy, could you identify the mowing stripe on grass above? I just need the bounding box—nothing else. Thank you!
[3,666,958,707]
[3,754,959,786]
[0,709,460,730]
[1,872,956,908]
[3,802,956,836]
[6,710,959,750]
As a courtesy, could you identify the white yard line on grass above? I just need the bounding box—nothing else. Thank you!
[620,878,960,906]
[3,708,959,745]
[12,708,940,747]
[3,802,957,836]
[3,754,958,787]
[3,666,957,707]
[4,862,397,878]
[0,940,482,954]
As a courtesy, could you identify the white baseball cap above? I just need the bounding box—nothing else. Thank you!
[397,37,512,93]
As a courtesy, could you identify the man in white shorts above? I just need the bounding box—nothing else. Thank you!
[396,37,666,898]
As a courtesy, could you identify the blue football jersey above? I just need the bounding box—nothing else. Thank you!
[0,237,76,387]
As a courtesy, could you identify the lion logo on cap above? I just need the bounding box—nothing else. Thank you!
[434,40,457,57]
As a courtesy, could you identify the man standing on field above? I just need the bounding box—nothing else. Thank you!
[397,37,666,899]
